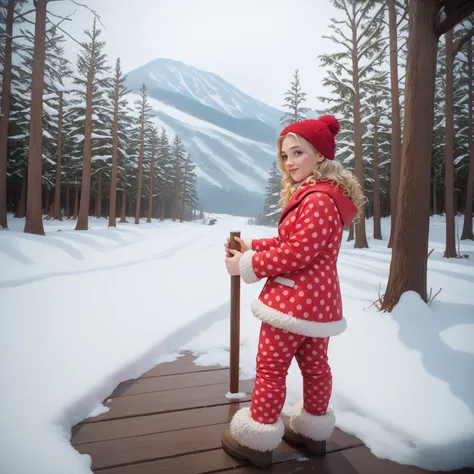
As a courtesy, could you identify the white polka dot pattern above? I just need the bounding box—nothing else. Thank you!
[250,189,344,328]
[250,323,332,424]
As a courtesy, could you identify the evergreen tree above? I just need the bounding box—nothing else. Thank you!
[133,83,153,224]
[281,69,310,126]
[108,57,131,226]
[155,127,174,220]
[171,134,186,221]
[318,0,387,248]
[262,161,282,226]
[73,18,111,230]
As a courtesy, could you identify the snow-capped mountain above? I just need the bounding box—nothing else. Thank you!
[125,59,283,216]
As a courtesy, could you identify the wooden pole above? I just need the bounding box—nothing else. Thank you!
[229,231,241,394]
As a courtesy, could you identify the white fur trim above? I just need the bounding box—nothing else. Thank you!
[243,238,253,251]
[230,407,284,451]
[239,250,260,284]
[289,401,335,441]
[251,299,347,337]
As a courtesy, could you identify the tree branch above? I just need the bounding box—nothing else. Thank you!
[14,8,36,21]
[436,0,474,37]
[454,26,474,56]
[69,0,105,28]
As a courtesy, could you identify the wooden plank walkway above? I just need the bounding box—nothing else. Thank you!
[71,352,474,474]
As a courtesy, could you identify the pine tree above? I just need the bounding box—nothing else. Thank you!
[171,134,186,221]
[156,127,174,220]
[134,83,153,224]
[262,161,282,227]
[108,57,131,227]
[281,69,310,126]
[74,18,110,231]
[319,0,387,248]
[180,153,198,222]
[0,0,27,228]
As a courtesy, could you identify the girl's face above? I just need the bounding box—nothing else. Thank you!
[280,134,325,183]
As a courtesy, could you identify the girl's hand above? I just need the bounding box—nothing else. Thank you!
[225,249,242,276]
[224,236,249,255]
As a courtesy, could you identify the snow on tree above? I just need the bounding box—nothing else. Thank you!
[171,134,186,221]
[261,160,282,227]
[73,18,111,230]
[318,0,387,249]
[281,68,310,126]
[133,83,153,224]
[108,57,131,227]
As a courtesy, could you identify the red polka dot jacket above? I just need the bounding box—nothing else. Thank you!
[239,181,357,338]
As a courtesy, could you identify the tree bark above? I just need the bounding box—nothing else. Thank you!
[24,0,47,235]
[53,91,63,220]
[119,191,127,223]
[73,189,79,219]
[75,21,96,231]
[388,0,402,248]
[66,187,70,219]
[146,135,156,223]
[96,171,102,219]
[351,2,368,248]
[432,175,438,215]
[381,0,438,312]
[373,102,382,239]
[109,59,120,228]
[461,40,474,240]
[347,221,354,241]
[444,29,458,257]
[0,0,15,229]
[161,199,165,221]
[14,178,26,218]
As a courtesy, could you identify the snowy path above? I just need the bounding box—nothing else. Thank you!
[1,214,473,473]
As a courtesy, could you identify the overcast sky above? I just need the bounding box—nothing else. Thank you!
[46,0,338,111]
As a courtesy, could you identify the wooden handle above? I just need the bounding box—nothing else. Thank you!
[229,231,241,394]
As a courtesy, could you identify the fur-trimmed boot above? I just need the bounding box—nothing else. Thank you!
[283,401,335,456]
[221,407,284,469]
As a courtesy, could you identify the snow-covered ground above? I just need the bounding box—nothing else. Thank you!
[0,213,473,473]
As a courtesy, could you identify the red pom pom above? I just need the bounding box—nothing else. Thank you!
[319,115,340,137]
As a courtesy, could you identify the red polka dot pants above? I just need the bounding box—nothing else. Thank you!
[250,322,332,424]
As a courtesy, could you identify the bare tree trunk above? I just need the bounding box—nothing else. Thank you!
[387,0,402,248]
[373,104,382,240]
[66,187,70,219]
[432,175,438,215]
[24,0,47,236]
[53,91,63,220]
[96,171,102,219]
[73,189,79,219]
[109,59,120,228]
[14,178,26,218]
[461,41,474,240]
[0,0,15,229]
[161,199,165,221]
[75,22,96,231]
[146,135,156,223]
[347,221,354,241]
[381,0,438,311]
[119,191,127,223]
[351,2,368,248]
[444,29,458,257]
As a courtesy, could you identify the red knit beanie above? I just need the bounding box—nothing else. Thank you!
[279,115,340,160]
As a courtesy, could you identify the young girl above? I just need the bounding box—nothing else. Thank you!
[222,115,364,468]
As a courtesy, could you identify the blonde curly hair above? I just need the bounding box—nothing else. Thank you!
[276,132,366,222]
